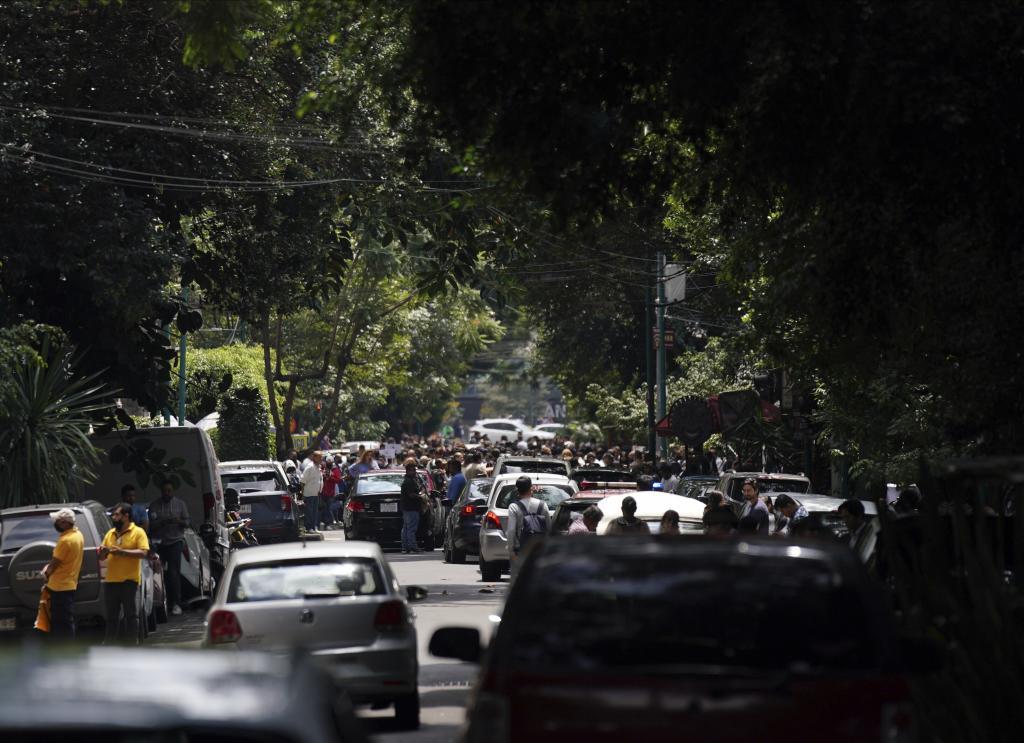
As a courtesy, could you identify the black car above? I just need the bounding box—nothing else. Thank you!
[443,477,493,564]
[342,469,445,550]
[569,467,636,487]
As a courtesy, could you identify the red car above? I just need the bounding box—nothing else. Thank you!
[431,536,933,742]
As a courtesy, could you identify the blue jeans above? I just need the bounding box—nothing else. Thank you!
[304,495,320,531]
[401,510,420,551]
[329,498,343,523]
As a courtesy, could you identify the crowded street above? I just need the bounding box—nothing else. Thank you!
[3,2,1024,742]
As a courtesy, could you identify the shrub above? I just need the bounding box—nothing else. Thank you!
[217,387,271,461]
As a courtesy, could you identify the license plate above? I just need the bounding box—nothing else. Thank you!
[239,504,252,514]
[0,617,17,631]
[380,502,398,513]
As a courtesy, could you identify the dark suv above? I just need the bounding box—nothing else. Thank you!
[433,536,928,743]
[0,501,108,635]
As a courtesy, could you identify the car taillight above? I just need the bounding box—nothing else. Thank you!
[347,499,365,512]
[579,481,595,491]
[483,511,502,529]
[374,600,406,632]
[881,702,915,742]
[461,504,476,516]
[281,494,292,512]
[208,609,242,644]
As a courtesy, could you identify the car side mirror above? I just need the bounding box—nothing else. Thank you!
[899,634,945,675]
[406,585,428,603]
[429,626,482,663]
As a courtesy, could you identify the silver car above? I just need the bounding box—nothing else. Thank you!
[478,473,577,581]
[203,540,427,729]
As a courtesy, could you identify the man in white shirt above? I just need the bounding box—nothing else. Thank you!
[301,451,324,533]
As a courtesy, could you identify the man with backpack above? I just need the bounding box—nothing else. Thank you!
[505,476,549,580]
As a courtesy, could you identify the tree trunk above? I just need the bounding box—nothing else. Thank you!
[262,312,289,456]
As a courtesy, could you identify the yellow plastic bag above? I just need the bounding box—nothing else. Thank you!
[34,587,51,633]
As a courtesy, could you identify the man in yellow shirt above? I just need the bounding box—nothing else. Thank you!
[99,502,150,645]
[40,508,84,639]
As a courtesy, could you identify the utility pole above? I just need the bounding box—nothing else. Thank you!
[656,251,668,462]
[645,259,656,463]
[177,286,189,426]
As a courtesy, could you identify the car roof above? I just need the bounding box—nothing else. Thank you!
[778,492,879,515]
[0,647,333,731]
[535,532,858,565]
[593,492,706,521]
[725,471,810,480]
[491,472,573,485]
[0,501,101,517]
[228,539,384,567]
[496,455,563,462]
[218,460,280,470]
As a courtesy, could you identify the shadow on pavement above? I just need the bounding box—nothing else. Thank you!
[360,684,467,741]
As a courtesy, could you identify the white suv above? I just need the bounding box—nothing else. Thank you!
[469,419,555,442]
[477,473,577,581]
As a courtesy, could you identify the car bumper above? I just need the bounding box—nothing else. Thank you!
[348,514,404,543]
[311,642,418,700]
[479,527,509,563]
[252,521,300,543]
[454,523,481,553]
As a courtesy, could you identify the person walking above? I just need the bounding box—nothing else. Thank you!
[505,476,550,580]
[148,482,190,616]
[39,508,84,638]
[772,494,808,536]
[446,459,466,504]
[400,459,424,554]
[462,451,485,481]
[606,495,651,535]
[99,503,149,644]
[302,451,324,534]
[738,478,769,536]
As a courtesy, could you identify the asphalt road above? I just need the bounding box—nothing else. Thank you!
[146,528,507,743]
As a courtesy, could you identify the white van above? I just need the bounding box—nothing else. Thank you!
[81,426,226,597]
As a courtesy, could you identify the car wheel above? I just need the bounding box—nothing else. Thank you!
[479,558,501,582]
[443,544,452,563]
[451,546,466,564]
[394,693,420,730]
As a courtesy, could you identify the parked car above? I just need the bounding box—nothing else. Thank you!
[478,473,577,581]
[219,460,300,543]
[81,425,225,595]
[443,477,494,564]
[718,471,812,503]
[0,501,159,640]
[204,540,427,729]
[432,536,930,743]
[492,455,571,478]
[674,474,720,501]
[342,469,445,550]
[0,646,368,743]
[592,492,706,534]
[470,418,554,442]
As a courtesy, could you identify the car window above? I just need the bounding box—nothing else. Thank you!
[1,513,95,552]
[228,557,385,602]
[499,461,568,476]
[355,475,406,494]
[495,484,574,510]
[507,552,876,672]
[221,472,282,492]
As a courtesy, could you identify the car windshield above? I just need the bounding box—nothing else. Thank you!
[499,461,567,476]
[507,552,876,673]
[0,514,82,553]
[496,484,573,510]
[356,475,406,494]
[228,557,384,602]
[221,472,280,492]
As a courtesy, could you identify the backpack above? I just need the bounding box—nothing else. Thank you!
[514,499,548,554]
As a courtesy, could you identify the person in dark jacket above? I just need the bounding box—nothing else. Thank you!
[400,459,424,554]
